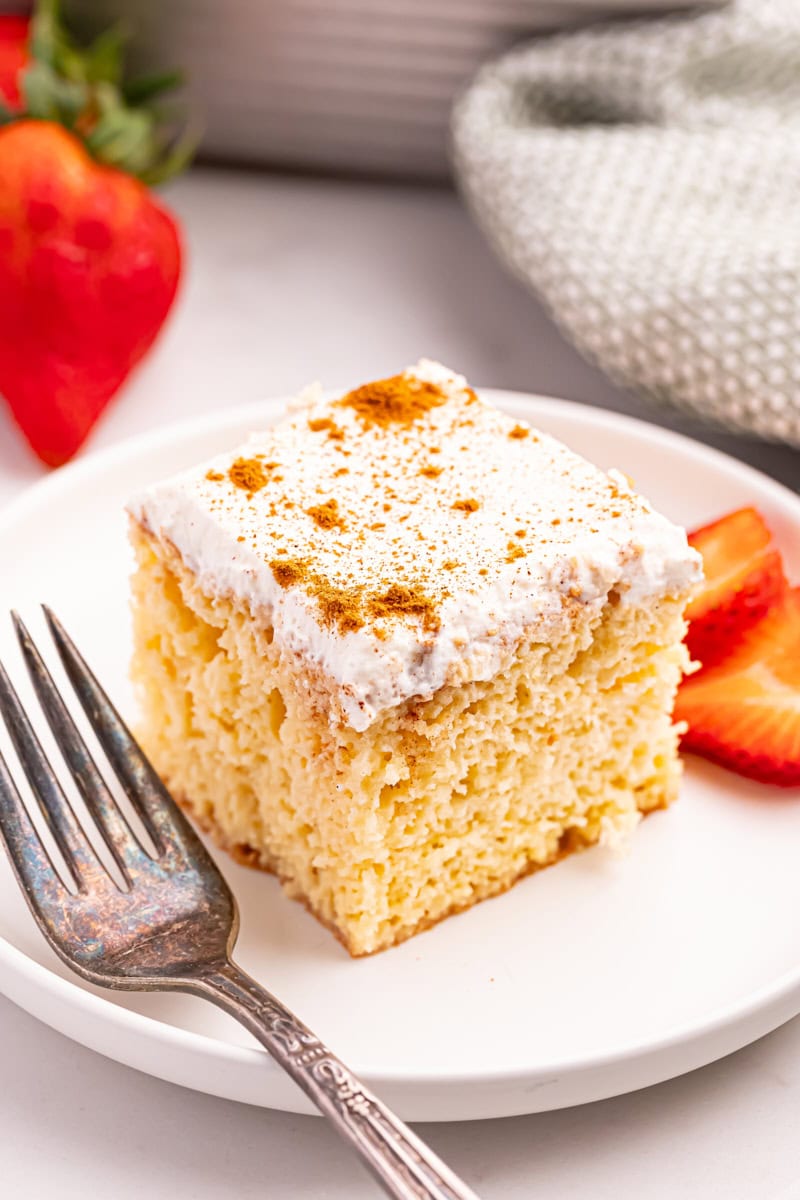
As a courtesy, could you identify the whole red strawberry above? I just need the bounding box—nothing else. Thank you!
[0,14,28,108]
[0,2,193,466]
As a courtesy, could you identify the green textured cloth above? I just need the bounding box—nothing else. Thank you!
[453,0,800,447]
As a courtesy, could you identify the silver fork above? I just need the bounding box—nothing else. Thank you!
[0,609,480,1200]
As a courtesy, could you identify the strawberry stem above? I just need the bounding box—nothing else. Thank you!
[14,0,196,183]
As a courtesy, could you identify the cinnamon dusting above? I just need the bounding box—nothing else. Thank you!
[339,373,446,429]
[367,584,440,632]
[269,556,441,636]
[306,498,346,532]
[269,558,308,588]
[316,583,363,634]
[229,457,273,494]
[308,416,344,440]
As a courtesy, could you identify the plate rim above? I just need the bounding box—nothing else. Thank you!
[2,388,800,1109]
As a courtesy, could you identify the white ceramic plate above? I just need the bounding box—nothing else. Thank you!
[1,392,799,1123]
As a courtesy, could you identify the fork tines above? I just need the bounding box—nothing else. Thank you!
[0,609,193,899]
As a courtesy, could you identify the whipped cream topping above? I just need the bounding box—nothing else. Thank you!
[129,360,702,730]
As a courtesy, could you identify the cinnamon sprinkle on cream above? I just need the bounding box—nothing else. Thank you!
[270,558,363,632]
[269,560,440,636]
[306,498,346,531]
[316,583,363,634]
[452,498,480,514]
[269,558,308,588]
[229,457,273,494]
[508,425,529,439]
[367,584,440,632]
[339,373,446,429]
[308,416,344,440]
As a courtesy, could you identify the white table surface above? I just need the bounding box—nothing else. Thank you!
[1,167,799,1199]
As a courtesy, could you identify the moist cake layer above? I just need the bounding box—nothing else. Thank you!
[129,360,701,731]
[130,525,690,956]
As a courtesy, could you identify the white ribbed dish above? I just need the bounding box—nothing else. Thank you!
[67,0,720,176]
[0,390,798,1121]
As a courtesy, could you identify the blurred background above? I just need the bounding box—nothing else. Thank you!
[63,0,720,178]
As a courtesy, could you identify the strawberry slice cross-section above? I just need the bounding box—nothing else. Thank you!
[676,587,800,788]
[685,506,786,670]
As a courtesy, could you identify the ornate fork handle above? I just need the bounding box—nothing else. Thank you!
[191,960,480,1200]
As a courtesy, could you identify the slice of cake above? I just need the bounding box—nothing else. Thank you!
[127,360,701,956]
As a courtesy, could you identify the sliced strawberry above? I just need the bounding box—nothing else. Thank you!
[676,588,800,787]
[685,507,787,669]
[689,506,772,567]
[686,548,786,669]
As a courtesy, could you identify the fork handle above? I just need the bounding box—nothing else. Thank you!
[192,960,480,1200]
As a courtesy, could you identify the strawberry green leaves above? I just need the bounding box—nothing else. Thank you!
[11,0,196,183]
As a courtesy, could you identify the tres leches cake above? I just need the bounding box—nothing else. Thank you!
[128,361,702,956]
